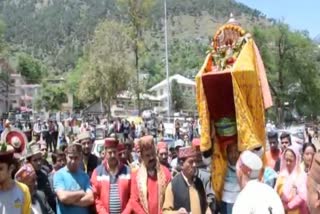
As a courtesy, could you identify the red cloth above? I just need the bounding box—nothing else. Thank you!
[147,175,158,214]
[130,165,171,214]
[91,163,131,214]
[265,150,281,169]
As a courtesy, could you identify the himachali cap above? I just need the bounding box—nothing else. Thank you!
[309,152,320,184]
[139,135,155,151]
[1,127,27,155]
[192,138,200,148]
[238,150,263,179]
[0,141,15,162]
[77,131,91,142]
[104,138,119,148]
[157,141,168,151]
[15,163,36,183]
[118,143,126,153]
[178,146,198,159]
[66,142,82,154]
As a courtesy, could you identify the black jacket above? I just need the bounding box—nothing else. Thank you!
[82,154,99,178]
[33,190,55,214]
[36,169,56,212]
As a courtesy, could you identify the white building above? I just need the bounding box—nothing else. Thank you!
[148,74,196,112]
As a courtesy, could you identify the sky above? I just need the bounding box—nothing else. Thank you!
[236,0,319,39]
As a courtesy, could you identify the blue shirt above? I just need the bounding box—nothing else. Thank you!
[53,166,91,214]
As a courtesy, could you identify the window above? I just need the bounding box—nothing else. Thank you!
[10,79,15,84]
[9,89,15,94]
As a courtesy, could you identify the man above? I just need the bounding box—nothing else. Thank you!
[157,141,171,170]
[78,131,99,177]
[170,139,184,175]
[33,118,42,141]
[15,163,55,214]
[0,142,31,214]
[265,131,281,170]
[91,138,132,214]
[232,151,284,214]
[192,140,216,213]
[280,132,291,153]
[162,146,208,214]
[39,140,53,174]
[130,135,171,214]
[53,143,94,214]
[49,150,67,189]
[118,143,130,166]
[26,142,56,211]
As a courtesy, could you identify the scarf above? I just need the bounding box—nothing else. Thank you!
[136,162,167,214]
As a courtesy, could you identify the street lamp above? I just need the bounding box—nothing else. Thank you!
[164,0,170,120]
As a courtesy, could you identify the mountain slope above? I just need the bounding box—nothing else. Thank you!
[0,0,269,75]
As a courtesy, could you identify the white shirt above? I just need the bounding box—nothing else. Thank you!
[31,200,42,214]
[232,180,284,214]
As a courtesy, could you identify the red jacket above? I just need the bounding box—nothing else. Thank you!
[91,162,131,214]
[129,165,171,214]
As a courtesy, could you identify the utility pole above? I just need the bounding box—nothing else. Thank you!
[164,0,171,120]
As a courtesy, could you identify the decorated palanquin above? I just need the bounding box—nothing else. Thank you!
[196,15,273,201]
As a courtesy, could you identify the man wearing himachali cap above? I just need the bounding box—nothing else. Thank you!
[157,141,171,170]
[91,138,132,214]
[130,135,171,214]
[232,151,284,214]
[162,146,208,214]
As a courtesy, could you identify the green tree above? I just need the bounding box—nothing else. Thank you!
[34,83,68,111]
[171,80,184,112]
[77,20,134,115]
[253,23,320,125]
[17,53,47,84]
[117,0,156,114]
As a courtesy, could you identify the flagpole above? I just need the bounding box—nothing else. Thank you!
[164,0,170,119]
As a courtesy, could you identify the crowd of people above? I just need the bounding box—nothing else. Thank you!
[1,118,320,214]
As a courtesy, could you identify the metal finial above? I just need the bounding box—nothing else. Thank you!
[227,13,239,25]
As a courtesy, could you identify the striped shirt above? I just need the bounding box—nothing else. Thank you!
[109,176,121,214]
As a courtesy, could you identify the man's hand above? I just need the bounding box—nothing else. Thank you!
[177,208,188,214]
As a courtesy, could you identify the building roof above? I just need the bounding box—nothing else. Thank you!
[117,91,160,101]
[149,74,195,91]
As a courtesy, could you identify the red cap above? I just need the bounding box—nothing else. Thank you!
[157,141,168,151]
[104,138,119,148]
[118,143,126,152]
[192,138,200,148]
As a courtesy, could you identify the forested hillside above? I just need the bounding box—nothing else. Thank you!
[0,0,266,74]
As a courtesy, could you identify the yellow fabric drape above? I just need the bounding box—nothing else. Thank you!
[196,38,268,201]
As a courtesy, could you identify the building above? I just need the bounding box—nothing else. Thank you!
[148,74,196,113]
[9,73,40,111]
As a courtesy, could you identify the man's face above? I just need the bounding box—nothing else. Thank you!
[158,148,168,165]
[66,152,82,172]
[227,144,240,166]
[40,147,48,159]
[0,163,13,185]
[141,147,157,171]
[30,153,43,171]
[281,137,291,151]
[56,155,66,169]
[307,177,320,214]
[24,174,37,195]
[181,157,196,178]
[268,138,279,151]
[105,147,119,167]
[81,138,92,155]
